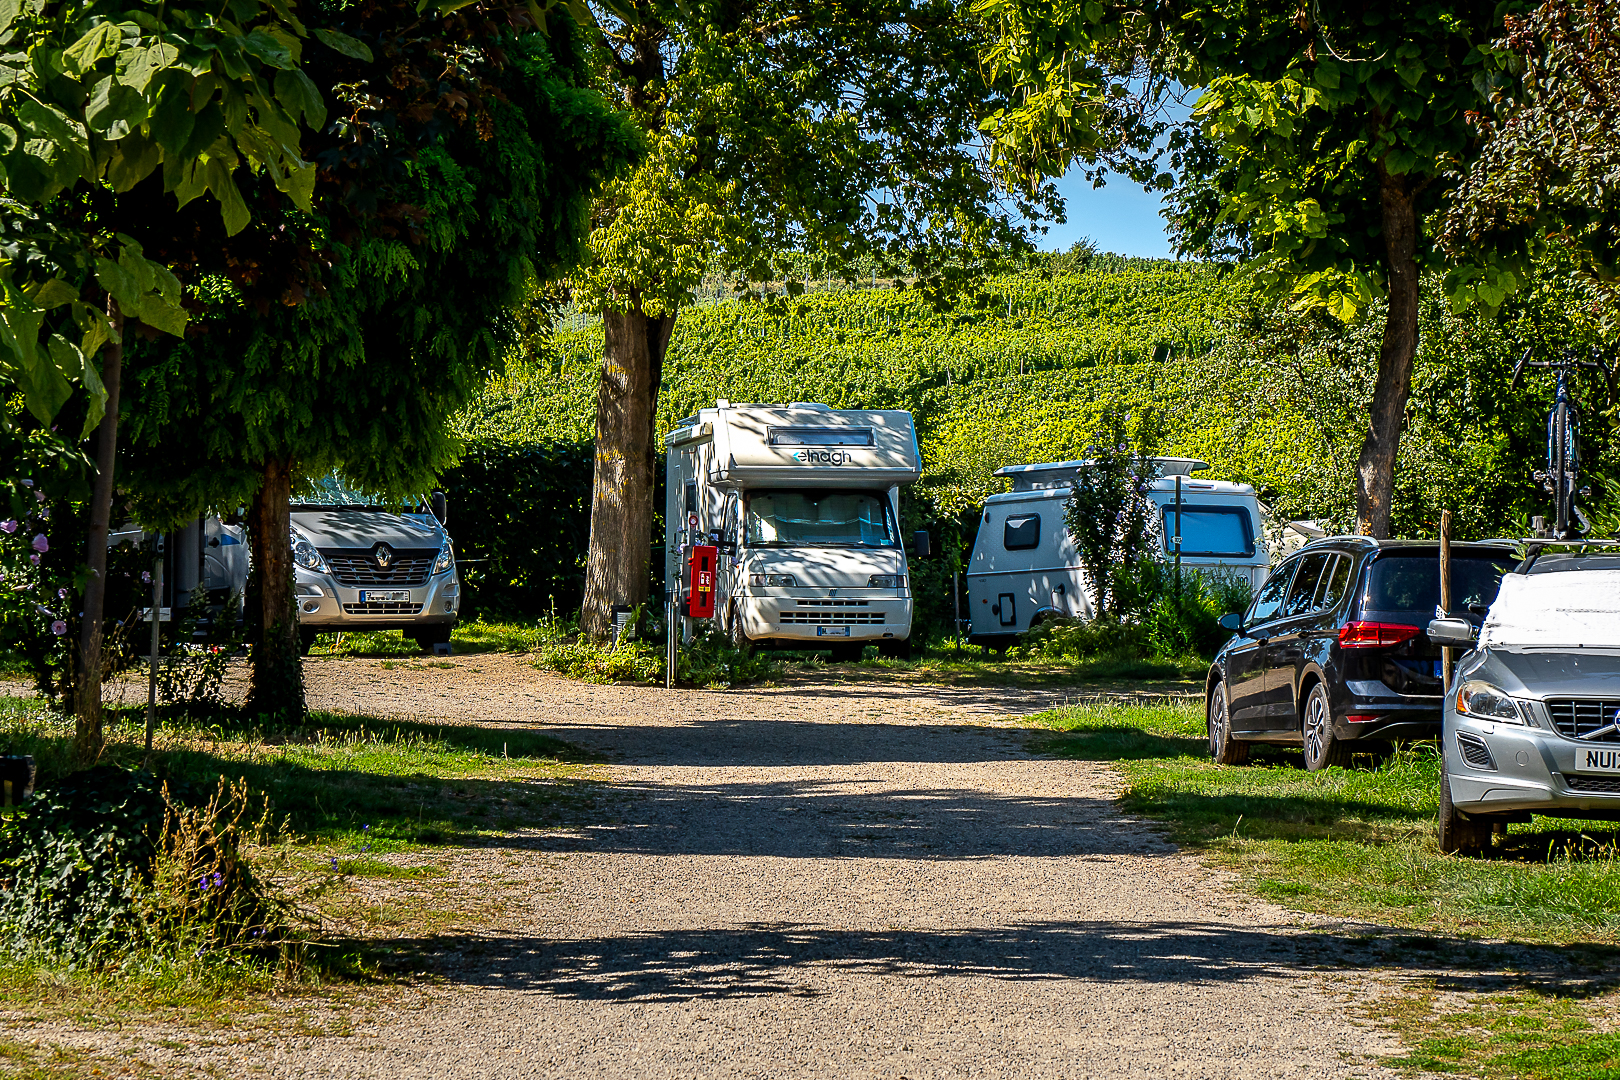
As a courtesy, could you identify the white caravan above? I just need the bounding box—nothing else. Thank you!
[664,401,924,658]
[966,457,1269,646]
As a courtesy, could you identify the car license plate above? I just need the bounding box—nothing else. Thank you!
[816,626,850,637]
[1575,746,1620,773]
[360,590,410,603]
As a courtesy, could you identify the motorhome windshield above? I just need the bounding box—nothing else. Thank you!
[745,490,894,547]
[293,474,425,513]
[1161,506,1255,558]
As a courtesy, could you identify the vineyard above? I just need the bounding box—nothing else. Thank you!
[448,255,1613,625]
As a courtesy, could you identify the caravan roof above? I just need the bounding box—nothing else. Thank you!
[666,402,921,488]
[991,457,1238,493]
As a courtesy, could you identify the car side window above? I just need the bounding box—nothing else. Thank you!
[1004,515,1040,551]
[1248,561,1297,625]
[1280,553,1331,618]
[1314,554,1352,611]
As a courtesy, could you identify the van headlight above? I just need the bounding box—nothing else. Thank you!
[290,529,330,574]
[433,542,454,574]
[1455,680,1525,724]
[750,574,796,587]
[868,575,904,589]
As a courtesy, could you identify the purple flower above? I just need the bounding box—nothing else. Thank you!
[50,621,66,636]
[29,553,40,566]
[0,520,15,534]
[212,871,223,887]
[32,490,44,503]
[57,588,66,598]
[330,857,339,871]
[200,875,211,891]
[141,571,151,583]
[31,534,47,553]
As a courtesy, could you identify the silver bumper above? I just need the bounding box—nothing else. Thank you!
[294,568,461,629]
[1447,711,1620,817]
[739,592,911,643]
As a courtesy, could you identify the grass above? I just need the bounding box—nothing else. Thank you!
[1026,699,1620,1080]
[308,617,567,658]
[780,641,1206,690]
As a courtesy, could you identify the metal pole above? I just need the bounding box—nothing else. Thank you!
[952,565,961,657]
[144,555,162,759]
[1439,509,1454,693]
[666,594,677,690]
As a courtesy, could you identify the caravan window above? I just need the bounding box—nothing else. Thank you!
[768,427,874,447]
[1161,505,1255,558]
[1003,515,1041,551]
[745,490,894,547]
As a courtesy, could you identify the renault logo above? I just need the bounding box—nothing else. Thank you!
[372,542,395,570]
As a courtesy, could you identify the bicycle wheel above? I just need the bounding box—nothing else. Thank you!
[1555,400,1570,536]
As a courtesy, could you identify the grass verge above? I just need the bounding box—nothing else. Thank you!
[1026,699,1620,1079]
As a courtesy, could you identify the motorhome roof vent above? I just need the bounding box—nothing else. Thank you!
[786,402,832,410]
[994,456,1211,492]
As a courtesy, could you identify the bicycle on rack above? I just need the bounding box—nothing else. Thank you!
[1510,345,1616,539]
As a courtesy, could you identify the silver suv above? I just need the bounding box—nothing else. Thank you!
[292,478,460,653]
[1430,548,1620,854]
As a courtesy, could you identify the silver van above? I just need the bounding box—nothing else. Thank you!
[291,477,460,652]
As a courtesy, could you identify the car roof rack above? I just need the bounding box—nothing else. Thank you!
[1516,537,1620,573]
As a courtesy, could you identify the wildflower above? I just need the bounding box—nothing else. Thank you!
[330,856,339,871]
[57,588,65,598]
[30,534,47,553]
[50,621,66,636]
[0,520,14,534]
[200,875,211,891]
[29,554,39,566]
[195,947,206,958]
[141,570,151,583]
[32,490,44,502]
[38,509,47,521]
[212,871,223,887]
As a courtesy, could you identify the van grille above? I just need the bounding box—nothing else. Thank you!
[1545,699,1620,742]
[342,601,423,615]
[795,600,870,608]
[322,549,437,588]
[1456,731,1495,771]
[1565,775,1620,795]
[780,611,887,625]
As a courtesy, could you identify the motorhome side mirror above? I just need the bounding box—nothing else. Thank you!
[1218,612,1244,633]
[912,530,931,558]
[1427,617,1477,647]
[430,490,448,525]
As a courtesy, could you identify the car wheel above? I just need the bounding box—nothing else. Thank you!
[1207,679,1249,765]
[1439,757,1489,856]
[1301,682,1352,771]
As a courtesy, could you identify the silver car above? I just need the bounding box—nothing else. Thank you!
[1430,550,1620,854]
[291,478,460,653]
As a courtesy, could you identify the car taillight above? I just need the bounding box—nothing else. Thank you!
[1337,621,1422,648]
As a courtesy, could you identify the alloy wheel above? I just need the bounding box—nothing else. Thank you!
[1208,689,1227,757]
[1303,691,1330,765]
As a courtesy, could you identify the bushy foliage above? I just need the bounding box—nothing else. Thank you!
[1063,417,1164,617]
[534,626,779,689]
[1012,568,1251,664]
[156,588,246,713]
[0,768,290,963]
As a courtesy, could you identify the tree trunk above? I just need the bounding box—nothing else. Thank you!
[1354,168,1421,538]
[244,457,305,718]
[72,306,124,765]
[581,301,676,639]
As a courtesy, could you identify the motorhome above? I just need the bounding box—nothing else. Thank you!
[664,401,925,659]
[966,457,1269,646]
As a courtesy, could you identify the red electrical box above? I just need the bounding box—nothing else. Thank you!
[687,544,717,619]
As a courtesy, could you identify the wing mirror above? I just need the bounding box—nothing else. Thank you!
[912,530,931,558]
[430,490,448,526]
[1218,612,1244,633]
[1426,617,1477,647]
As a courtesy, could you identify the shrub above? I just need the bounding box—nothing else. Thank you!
[1010,568,1252,664]
[1062,415,1164,617]
[533,626,780,688]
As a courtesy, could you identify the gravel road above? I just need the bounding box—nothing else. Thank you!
[17,657,1410,1077]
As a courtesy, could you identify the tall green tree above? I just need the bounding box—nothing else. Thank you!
[570,0,1060,636]
[118,0,638,715]
[976,0,1531,536]
[0,0,326,756]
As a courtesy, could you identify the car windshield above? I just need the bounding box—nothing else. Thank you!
[294,473,425,512]
[745,490,894,547]
[1364,551,1517,613]
[1482,566,1620,647]
[1161,506,1254,557]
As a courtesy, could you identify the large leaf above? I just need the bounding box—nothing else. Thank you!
[202,156,250,235]
[148,78,196,155]
[29,278,78,309]
[0,279,44,373]
[239,30,292,67]
[311,28,373,62]
[275,157,315,210]
[0,0,19,35]
[14,99,88,159]
[86,74,147,133]
[62,22,121,76]
[94,257,141,311]
[107,128,161,190]
[132,293,187,336]
[117,43,178,92]
[273,67,325,129]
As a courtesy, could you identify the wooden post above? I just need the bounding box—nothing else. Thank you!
[1439,509,1454,692]
[144,554,162,759]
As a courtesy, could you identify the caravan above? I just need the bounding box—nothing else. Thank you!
[664,401,925,658]
[966,458,1269,647]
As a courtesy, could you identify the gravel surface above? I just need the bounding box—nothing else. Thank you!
[12,657,1409,1077]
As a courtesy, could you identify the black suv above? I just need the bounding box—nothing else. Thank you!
[1206,538,1519,770]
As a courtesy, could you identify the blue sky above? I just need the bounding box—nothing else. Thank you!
[1035,166,1174,259]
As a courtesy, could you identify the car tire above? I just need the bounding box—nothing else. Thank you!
[1207,679,1249,765]
[1438,758,1489,856]
[411,626,452,654]
[878,638,911,660]
[299,629,319,656]
[1301,681,1352,771]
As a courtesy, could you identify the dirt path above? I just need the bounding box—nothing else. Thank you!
[17,657,1406,1077]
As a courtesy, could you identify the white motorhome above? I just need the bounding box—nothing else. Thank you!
[664,401,924,658]
[966,457,1269,646]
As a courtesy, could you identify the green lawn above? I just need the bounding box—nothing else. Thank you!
[1027,699,1620,1080]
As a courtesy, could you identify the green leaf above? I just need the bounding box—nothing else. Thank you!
[86,75,147,133]
[273,67,325,129]
[29,278,78,309]
[0,120,17,154]
[107,127,161,190]
[94,257,141,311]
[133,293,186,336]
[117,43,178,92]
[0,278,44,373]
[275,158,315,210]
[62,22,120,75]
[0,0,18,35]
[178,100,225,161]
[203,156,250,234]
[13,99,88,158]
[148,79,196,155]
[238,30,291,67]
[311,28,372,62]
[74,330,106,436]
